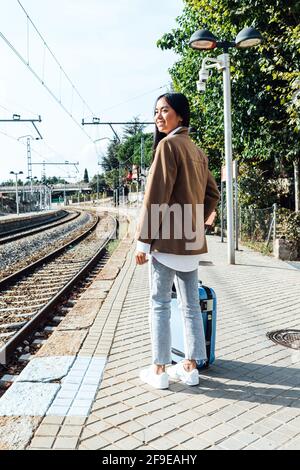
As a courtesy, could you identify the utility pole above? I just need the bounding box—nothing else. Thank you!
[294,159,300,212]
[42,161,46,183]
[141,136,145,194]
[0,115,43,139]
[18,135,41,208]
[10,171,23,215]
[220,166,225,243]
[27,138,32,188]
[31,161,79,209]
[234,160,239,251]
[3,115,42,210]
[42,161,46,209]
[82,119,154,144]
[94,137,111,203]
[39,183,43,210]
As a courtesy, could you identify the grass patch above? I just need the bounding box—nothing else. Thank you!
[106,239,120,256]
[241,238,273,256]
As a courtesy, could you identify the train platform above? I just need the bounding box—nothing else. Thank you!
[0,206,299,450]
[0,210,57,222]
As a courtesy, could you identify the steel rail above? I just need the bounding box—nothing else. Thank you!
[0,214,118,364]
[0,213,98,289]
[0,211,80,245]
[0,210,68,237]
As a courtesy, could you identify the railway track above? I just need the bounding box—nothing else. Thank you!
[0,210,96,281]
[0,210,79,245]
[0,212,117,364]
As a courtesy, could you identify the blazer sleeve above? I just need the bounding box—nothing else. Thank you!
[204,170,220,223]
[135,139,178,246]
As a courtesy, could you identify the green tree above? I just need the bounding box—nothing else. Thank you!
[101,137,120,190]
[157,0,300,208]
[0,179,15,186]
[83,168,89,183]
[117,132,153,168]
[44,176,69,185]
[123,116,146,137]
[90,173,109,194]
[99,119,154,190]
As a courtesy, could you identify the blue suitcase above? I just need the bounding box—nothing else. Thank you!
[171,280,217,369]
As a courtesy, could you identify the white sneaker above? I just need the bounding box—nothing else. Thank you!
[167,362,199,386]
[139,366,169,389]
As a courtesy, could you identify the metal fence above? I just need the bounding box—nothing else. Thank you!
[220,203,278,251]
[240,205,276,246]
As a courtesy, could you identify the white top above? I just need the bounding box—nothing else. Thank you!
[136,240,201,272]
[136,126,202,272]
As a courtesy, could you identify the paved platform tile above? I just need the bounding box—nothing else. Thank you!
[0,382,60,417]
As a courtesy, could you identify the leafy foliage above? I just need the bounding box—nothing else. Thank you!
[89,173,109,194]
[97,120,154,190]
[157,0,300,206]
[277,207,300,243]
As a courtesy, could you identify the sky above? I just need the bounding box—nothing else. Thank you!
[0,0,183,183]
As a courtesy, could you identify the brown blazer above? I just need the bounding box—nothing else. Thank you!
[135,127,220,255]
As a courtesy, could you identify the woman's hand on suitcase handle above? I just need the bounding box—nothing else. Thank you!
[135,251,148,265]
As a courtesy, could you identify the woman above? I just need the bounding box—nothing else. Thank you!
[135,93,219,389]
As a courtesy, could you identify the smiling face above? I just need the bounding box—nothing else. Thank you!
[154,97,182,135]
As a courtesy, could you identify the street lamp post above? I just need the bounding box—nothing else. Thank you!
[189,26,263,265]
[18,134,40,192]
[10,171,24,215]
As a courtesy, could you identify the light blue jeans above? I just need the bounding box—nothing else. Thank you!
[149,256,207,365]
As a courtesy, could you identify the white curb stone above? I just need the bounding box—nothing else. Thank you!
[0,382,60,416]
[16,356,76,383]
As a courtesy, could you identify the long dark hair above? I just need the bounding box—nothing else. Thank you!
[152,92,190,159]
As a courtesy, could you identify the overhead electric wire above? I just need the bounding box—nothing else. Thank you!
[0,30,93,143]
[101,84,168,113]
[0,100,40,119]
[0,1,96,143]
[0,129,77,177]
[0,104,13,114]
[0,129,20,143]
[2,4,169,144]
[17,1,94,117]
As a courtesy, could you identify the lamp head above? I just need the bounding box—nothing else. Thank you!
[189,29,217,50]
[235,27,263,48]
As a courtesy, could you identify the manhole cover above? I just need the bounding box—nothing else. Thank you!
[267,329,300,350]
